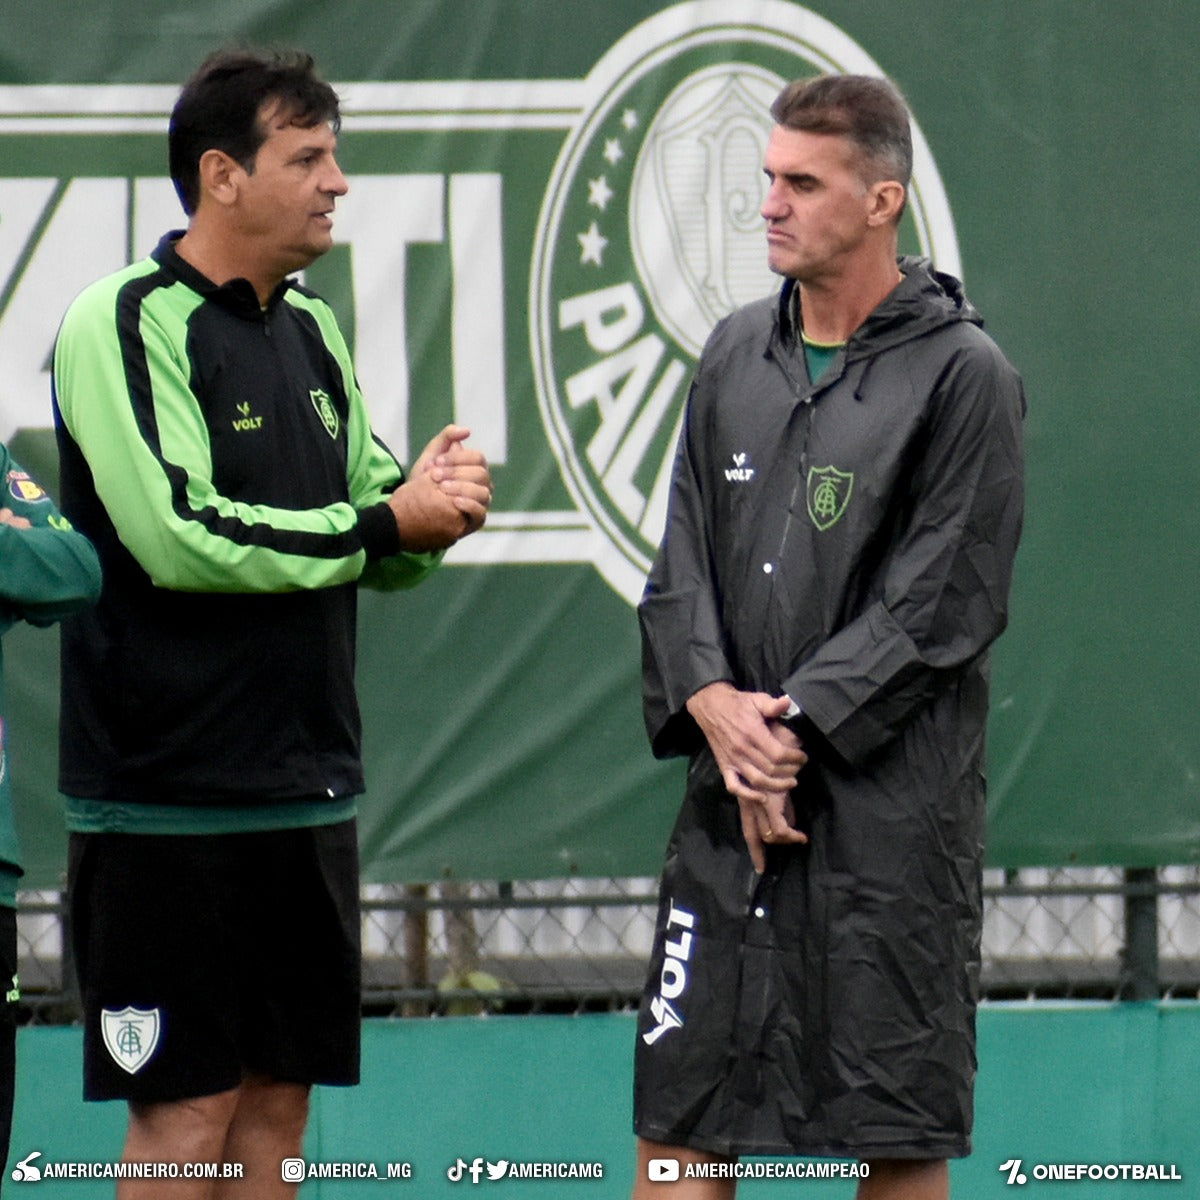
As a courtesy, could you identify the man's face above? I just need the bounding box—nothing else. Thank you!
[235,100,348,275]
[760,124,877,284]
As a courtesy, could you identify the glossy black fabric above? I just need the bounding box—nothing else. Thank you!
[636,259,1025,1157]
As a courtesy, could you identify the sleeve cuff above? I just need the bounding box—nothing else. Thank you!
[357,501,402,561]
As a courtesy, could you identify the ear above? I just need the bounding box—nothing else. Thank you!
[866,180,906,228]
[195,149,245,210]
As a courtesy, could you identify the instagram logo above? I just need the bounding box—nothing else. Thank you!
[281,1158,306,1182]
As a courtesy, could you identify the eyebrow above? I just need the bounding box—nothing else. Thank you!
[285,129,338,158]
[765,168,822,188]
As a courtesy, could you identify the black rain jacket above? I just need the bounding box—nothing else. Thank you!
[634,256,1025,1158]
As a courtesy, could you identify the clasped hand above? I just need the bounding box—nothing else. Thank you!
[387,424,493,552]
[685,681,809,873]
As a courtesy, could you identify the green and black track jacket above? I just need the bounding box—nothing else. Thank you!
[53,232,440,809]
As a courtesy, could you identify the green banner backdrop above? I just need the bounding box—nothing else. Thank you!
[1,1,1197,886]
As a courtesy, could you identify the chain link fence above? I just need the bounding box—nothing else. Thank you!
[13,867,1200,1024]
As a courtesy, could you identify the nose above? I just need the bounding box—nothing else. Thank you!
[761,178,785,221]
[325,158,350,197]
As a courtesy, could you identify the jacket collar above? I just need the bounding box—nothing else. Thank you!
[152,231,294,319]
[772,255,980,362]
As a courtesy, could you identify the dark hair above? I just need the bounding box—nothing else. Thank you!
[168,48,341,216]
[770,74,912,197]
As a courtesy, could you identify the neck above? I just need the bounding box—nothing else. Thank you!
[795,254,903,344]
[175,225,283,306]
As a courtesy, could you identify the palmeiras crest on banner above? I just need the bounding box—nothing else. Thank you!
[531,0,960,605]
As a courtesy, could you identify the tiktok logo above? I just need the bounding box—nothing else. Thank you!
[447,1157,485,1184]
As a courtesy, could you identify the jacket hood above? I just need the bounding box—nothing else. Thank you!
[776,255,983,363]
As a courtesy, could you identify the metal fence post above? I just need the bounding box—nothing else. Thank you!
[401,883,430,1017]
[1121,867,1160,1000]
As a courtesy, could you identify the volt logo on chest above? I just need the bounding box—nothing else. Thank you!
[724,452,756,483]
[231,401,264,432]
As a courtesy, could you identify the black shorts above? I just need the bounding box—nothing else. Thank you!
[69,820,361,1103]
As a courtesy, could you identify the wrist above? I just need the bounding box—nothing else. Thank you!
[685,680,734,715]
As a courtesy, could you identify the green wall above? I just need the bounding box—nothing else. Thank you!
[9,1006,1199,1197]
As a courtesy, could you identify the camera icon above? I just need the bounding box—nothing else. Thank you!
[281,1158,306,1183]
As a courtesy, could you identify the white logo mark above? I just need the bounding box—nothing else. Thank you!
[100,1005,162,1075]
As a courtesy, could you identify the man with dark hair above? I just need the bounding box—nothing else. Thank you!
[53,47,491,1197]
[631,74,1024,1200]
[168,49,343,218]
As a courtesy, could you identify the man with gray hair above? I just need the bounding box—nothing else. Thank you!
[632,74,1024,1199]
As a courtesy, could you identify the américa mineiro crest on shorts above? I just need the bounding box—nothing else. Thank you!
[101,1005,162,1074]
[531,0,960,606]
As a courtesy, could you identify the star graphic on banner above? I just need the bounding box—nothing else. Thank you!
[577,221,608,266]
[621,108,639,131]
[587,175,614,211]
[603,138,624,166]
